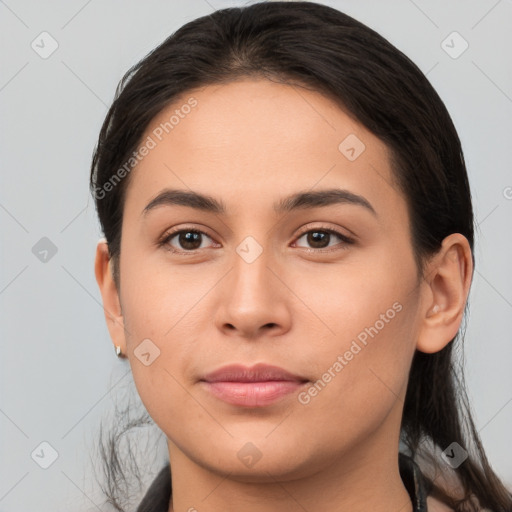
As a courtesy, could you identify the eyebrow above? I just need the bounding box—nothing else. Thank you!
[142,188,377,217]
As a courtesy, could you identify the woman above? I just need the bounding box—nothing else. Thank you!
[90,2,512,511]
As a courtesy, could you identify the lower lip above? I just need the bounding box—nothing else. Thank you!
[201,380,306,407]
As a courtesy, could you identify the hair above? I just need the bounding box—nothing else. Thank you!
[90,2,512,511]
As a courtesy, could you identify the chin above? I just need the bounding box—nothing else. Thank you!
[192,435,323,483]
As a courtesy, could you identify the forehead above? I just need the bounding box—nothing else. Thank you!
[124,78,401,217]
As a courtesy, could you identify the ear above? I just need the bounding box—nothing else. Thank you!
[416,233,473,354]
[94,239,127,357]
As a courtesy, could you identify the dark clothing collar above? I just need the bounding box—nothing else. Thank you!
[136,452,429,512]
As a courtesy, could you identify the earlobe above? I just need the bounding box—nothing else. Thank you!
[416,233,473,354]
[428,304,440,316]
[94,239,127,356]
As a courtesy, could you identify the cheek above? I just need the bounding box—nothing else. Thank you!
[291,247,417,351]
[119,247,217,342]
[119,271,214,432]
[294,300,417,459]
[291,248,419,420]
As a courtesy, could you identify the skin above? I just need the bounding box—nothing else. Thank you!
[95,79,473,512]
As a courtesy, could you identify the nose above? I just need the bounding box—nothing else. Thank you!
[214,244,292,340]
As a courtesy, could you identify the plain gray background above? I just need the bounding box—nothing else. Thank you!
[1,0,511,510]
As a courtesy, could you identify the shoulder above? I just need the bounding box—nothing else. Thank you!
[427,495,454,512]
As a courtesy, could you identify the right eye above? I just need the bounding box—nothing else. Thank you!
[159,228,218,253]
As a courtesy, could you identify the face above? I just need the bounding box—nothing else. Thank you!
[111,79,426,481]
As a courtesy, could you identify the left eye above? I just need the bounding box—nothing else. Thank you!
[294,229,353,250]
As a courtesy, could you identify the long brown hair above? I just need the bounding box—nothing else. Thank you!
[90,2,512,510]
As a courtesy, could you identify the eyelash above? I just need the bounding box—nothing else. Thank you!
[158,225,355,255]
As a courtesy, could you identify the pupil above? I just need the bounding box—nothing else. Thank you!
[308,231,329,248]
[180,231,201,250]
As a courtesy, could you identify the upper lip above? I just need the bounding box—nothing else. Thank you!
[201,363,308,383]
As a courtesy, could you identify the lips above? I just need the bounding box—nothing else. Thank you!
[200,363,309,407]
[201,363,308,383]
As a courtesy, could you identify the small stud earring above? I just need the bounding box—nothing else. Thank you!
[115,345,122,357]
[431,305,440,314]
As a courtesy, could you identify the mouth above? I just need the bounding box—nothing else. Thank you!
[200,363,309,407]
